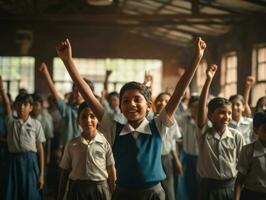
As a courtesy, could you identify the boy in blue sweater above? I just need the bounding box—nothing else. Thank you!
[55,37,206,200]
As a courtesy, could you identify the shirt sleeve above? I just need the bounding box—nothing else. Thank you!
[236,144,251,175]
[98,111,117,145]
[59,142,72,170]
[54,99,72,119]
[154,108,175,137]
[35,121,46,144]
[105,142,115,166]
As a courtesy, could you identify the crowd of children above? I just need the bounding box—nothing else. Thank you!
[0,37,265,200]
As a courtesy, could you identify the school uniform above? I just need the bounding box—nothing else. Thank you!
[60,133,114,200]
[54,99,80,145]
[229,116,254,144]
[98,108,174,200]
[237,140,266,200]
[176,112,200,200]
[197,123,244,200]
[2,115,46,200]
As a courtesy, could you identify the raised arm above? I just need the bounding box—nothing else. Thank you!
[143,71,153,88]
[56,39,104,121]
[39,62,63,100]
[197,64,218,128]
[243,76,255,117]
[165,37,206,117]
[0,76,12,116]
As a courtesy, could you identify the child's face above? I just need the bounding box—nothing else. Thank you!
[231,98,244,119]
[16,102,33,119]
[209,105,232,132]
[108,95,119,110]
[258,98,266,112]
[78,107,98,134]
[71,85,84,105]
[155,94,170,113]
[120,89,152,127]
[189,101,199,118]
[32,101,43,116]
[254,124,266,144]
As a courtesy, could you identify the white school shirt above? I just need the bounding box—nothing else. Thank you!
[197,123,244,180]
[237,140,266,193]
[6,115,46,152]
[176,112,199,156]
[60,133,114,181]
[98,108,174,146]
[229,116,253,145]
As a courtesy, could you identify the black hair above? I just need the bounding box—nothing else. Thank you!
[72,78,95,92]
[255,96,266,113]
[107,91,119,102]
[14,93,33,105]
[253,111,266,128]
[208,97,231,113]
[31,93,44,104]
[188,95,200,106]
[229,94,244,104]
[119,81,152,104]
[154,92,171,103]
[77,101,90,118]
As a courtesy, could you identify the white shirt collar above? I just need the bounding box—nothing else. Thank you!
[79,132,105,145]
[120,117,152,136]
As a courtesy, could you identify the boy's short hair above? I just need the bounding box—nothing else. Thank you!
[253,111,266,128]
[31,93,44,104]
[208,97,231,113]
[119,81,152,103]
[229,94,244,104]
[77,101,90,117]
[14,93,33,105]
[188,95,200,106]
[107,91,119,101]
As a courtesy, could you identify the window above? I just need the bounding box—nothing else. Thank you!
[253,44,266,82]
[221,52,237,98]
[196,60,207,93]
[53,58,162,96]
[0,56,35,99]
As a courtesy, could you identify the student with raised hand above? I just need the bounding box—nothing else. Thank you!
[39,62,94,148]
[55,37,206,200]
[0,76,45,200]
[234,111,266,200]
[242,76,255,117]
[57,101,116,200]
[197,64,244,200]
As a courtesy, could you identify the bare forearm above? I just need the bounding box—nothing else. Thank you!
[198,78,212,128]
[0,88,12,116]
[166,54,202,117]
[62,58,104,120]
[42,69,62,100]
[107,165,116,193]
[37,143,45,176]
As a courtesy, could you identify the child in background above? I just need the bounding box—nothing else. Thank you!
[254,96,266,113]
[57,102,116,200]
[0,76,45,200]
[31,93,54,164]
[197,64,244,200]
[153,92,183,200]
[234,111,266,200]
[55,37,206,200]
[229,94,253,144]
[176,95,201,200]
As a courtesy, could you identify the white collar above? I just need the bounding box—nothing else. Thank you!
[120,117,152,136]
[79,132,105,145]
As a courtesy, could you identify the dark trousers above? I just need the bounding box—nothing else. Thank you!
[240,188,266,200]
[198,178,235,200]
[112,183,165,200]
[68,180,111,200]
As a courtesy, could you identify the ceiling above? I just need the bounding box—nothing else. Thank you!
[1,0,266,47]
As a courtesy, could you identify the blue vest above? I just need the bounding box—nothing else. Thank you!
[112,119,166,188]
